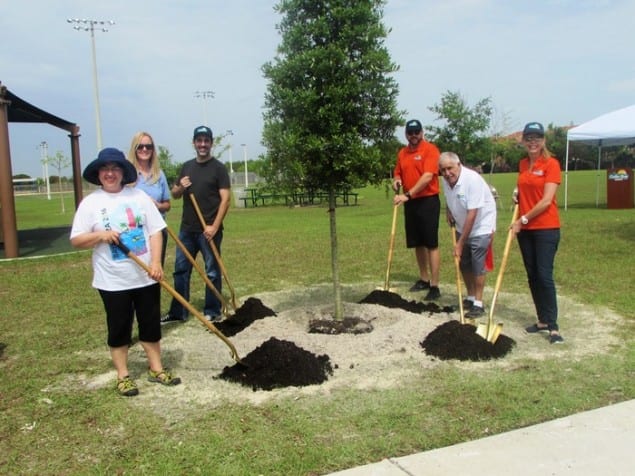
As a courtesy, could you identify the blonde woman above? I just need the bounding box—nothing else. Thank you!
[511,122,564,344]
[128,132,171,265]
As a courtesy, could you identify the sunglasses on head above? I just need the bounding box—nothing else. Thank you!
[136,144,154,151]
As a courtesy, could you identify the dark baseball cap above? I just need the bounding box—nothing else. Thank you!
[193,125,213,140]
[405,119,422,133]
[522,122,544,137]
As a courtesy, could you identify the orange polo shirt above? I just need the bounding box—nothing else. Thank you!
[394,140,440,198]
[517,155,561,229]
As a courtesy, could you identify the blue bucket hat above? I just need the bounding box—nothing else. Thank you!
[82,147,138,186]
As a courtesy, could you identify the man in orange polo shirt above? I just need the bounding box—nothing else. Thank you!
[393,119,442,300]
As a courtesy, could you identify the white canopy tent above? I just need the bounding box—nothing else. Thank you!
[564,104,635,209]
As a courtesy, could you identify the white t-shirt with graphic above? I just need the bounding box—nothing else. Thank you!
[70,187,166,291]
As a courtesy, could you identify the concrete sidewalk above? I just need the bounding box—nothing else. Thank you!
[326,399,634,476]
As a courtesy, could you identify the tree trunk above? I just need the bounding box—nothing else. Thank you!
[328,189,343,320]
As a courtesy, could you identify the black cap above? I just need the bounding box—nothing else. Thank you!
[405,119,422,133]
[522,122,545,137]
[193,125,213,140]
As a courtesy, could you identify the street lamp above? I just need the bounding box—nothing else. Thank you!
[39,141,51,200]
[67,18,115,151]
[241,143,248,188]
[194,90,215,126]
[226,129,234,174]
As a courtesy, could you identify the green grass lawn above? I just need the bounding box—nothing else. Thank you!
[1,170,633,475]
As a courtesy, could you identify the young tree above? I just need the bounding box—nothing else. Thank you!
[43,151,71,213]
[425,90,493,166]
[157,146,180,185]
[262,0,403,318]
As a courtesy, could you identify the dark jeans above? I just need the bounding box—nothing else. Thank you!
[517,228,560,331]
[168,229,223,319]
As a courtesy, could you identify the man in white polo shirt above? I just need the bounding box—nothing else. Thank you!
[439,151,497,318]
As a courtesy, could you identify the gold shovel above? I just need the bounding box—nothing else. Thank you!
[476,204,519,343]
[451,225,465,325]
[383,187,400,291]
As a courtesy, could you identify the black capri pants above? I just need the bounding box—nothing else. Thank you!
[98,283,161,347]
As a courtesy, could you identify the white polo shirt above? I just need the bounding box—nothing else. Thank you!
[442,166,497,236]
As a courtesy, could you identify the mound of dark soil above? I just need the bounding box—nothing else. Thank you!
[218,337,334,391]
[215,297,277,337]
[308,316,373,334]
[421,320,515,361]
[359,290,454,314]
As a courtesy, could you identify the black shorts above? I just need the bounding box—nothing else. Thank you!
[98,283,161,347]
[404,195,440,249]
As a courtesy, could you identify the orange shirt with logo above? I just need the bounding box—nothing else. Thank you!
[517,155,561,229]
[394,140,440,198]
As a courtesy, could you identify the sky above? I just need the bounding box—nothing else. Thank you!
[2,0,635,178]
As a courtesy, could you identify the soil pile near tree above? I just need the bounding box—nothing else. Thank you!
[218,337,333,391]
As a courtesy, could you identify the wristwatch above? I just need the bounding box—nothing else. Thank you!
[405,191,411,199]
[520,215,529,225]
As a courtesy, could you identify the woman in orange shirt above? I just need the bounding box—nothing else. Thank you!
[511,122,564,344]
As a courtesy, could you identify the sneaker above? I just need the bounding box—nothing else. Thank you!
[205,314,222,323]
[160,313,185,325]
[462,299,474,310]
[424,286,441,301]
[525,323,550,333]
[116,376,139,397]
[550,333,564,344]
[148,369,182,386]
[465,305,485,318]
[409,279,430,292]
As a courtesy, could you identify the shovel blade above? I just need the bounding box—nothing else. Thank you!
[487,323,503,344]
[475,322,503,344]
[476,323,488,339]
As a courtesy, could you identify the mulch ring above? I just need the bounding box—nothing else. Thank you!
[217,337,334,391]
[421,320,516,361]
[359,289,454,314]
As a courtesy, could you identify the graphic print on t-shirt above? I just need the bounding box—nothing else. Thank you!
[102,202,147,261]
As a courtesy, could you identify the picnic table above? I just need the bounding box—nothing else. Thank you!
[239,188,358,208]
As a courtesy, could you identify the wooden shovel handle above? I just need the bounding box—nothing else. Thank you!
[486,204,519,338]
[165,226,229,317]
[187,191,238,311]
[451,225,465,324]
[115,241,243,364]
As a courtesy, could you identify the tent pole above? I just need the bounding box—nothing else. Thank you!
[595,143,602,207]
[564,139,570,210]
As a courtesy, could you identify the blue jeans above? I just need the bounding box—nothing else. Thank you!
[168,230,223,319]
[516,228,560,331]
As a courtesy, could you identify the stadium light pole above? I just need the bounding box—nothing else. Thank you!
[241,143,248,188]
[226,129,234,174]
[39,141,51,200]
[194,90,215,126]
[67,18,115,151]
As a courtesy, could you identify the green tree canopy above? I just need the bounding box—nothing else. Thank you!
[262,0,403,193]
[425,90,493,166]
